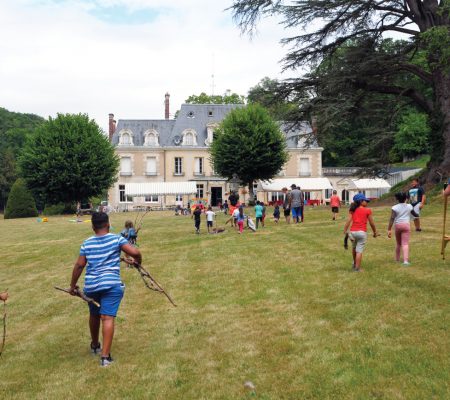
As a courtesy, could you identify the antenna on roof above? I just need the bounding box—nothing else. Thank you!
[211,53,215,96]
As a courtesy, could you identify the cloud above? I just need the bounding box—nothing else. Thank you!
[0,1,295,132]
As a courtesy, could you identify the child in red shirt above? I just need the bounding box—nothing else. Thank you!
[330,190,341,220]
[343,193,378,272]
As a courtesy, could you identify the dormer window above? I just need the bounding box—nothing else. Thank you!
[181,129,197,146]
[118,129,134,146]
[144,130,159,147]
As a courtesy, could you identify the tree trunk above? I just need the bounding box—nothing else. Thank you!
[426,69,450,183]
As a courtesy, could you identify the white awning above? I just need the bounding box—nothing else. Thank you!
[125,182,197,196]
[348,178,391,190]
[258,178,333,192]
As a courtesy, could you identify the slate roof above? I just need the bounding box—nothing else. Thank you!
[111,103,318,149]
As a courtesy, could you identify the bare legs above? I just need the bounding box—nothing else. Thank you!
[89,314,115,357]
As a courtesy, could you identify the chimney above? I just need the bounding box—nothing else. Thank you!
[108,113,116,142]
[311,116,318,135]
[165,92,170,119]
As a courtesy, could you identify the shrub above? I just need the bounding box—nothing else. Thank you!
[43,203,77,215]
[4,178,38,219]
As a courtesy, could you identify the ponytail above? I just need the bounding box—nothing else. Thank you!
[349,200,361,213]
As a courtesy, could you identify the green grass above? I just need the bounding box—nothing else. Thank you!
[0,203,449,399]
[392,155,430,168]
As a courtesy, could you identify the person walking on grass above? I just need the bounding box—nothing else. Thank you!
[255,201,263,229]
[343,193,378,272]
[69,212,142,367]
[192,206,202,234]
[273,204,280,223]
[407,178,426,232]
[290,184,304,224]
[236,206,246,234]
[330,190,341,221]
[206,206,216,233]
[388,192,419,266]
[282,187,291,224]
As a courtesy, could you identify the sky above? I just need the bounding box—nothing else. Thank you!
[0,0,295,132]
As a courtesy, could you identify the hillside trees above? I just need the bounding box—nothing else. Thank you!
[0,108,44,210]
[210,104,288,200]
[230,0,450,181]
[19,113,119,206]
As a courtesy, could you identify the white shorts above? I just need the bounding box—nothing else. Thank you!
[412,203,421,218]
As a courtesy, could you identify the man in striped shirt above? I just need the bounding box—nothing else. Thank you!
[69,212,141,367]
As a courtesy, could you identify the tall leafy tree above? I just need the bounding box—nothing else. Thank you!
[19,114,119,206]
[230,0,450,181]
[185,91,245,104]
[0,108,44,210]
[247,77,297,120]
[210,104,288,200]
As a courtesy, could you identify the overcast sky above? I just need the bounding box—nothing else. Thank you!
[0,0,296,132]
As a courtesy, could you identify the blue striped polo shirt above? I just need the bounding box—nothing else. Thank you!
[80,233,128,292]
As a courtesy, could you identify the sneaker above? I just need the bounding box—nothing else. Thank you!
[100,354,114,367]
[402,261,411,266]
[90,342,101,355]
[416,228,422,232]
[353,267,363,272]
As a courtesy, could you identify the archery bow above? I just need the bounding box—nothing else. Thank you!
[121,256,176,307]
[54,286,100,307]
[0,293,7,358]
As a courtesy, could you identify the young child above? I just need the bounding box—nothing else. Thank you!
[273,204,280,223]
[255,201,263,229]
[192,206,202,234]
[330,190,341,221]
[120,220,138,245]
[388,192,419,266]
[69,212,142,367]
[236,206,246,234]
[205,206,216,233]
[261,202,266,227]
[343,193,378,272]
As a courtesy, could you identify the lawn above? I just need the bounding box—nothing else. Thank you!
[0,201,449,399]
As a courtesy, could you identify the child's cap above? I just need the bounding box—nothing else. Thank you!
[353,193,370,202]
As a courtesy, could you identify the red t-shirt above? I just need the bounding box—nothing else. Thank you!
[350,207,372,232]
[330,195,340,208]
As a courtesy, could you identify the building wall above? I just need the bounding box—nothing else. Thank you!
[109,145,323,209]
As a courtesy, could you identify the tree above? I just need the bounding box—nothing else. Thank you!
[393,110,431,160]
[19,114,119,206]
[210,104,289,201]
[4,178,38,219]
[185,91,245,104]
[230,0,450,181]
[247,77,296,120]
[0,108,44,210]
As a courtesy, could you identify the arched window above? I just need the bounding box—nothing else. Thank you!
[182,129,197,146]
[144,130,159,147]
[118,130,134,146]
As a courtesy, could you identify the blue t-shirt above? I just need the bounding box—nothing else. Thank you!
[255,204,263,218]
[80,233,128,292]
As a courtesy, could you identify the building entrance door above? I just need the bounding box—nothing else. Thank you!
[210,187,222,207]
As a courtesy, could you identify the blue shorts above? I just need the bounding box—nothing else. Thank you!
[292,207,302,218]
[84,284,125,317]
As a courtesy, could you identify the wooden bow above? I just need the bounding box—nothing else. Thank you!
[121,257,176,307]
[0,297,6,358]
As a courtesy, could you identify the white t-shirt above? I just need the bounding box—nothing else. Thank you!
[206,210,215,222]
[392,203,413,224]
[232,208,240,217]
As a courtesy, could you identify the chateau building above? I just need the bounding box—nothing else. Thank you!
[108,94,326,210]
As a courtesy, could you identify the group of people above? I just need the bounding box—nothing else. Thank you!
[343,178,426,272]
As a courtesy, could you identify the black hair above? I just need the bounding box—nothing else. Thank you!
[349,200,361,213]
[395,192,407,203]
[92,212,109,230]
[239,206,244,218]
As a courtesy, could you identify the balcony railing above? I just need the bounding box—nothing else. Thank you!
[322,167,360,176]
